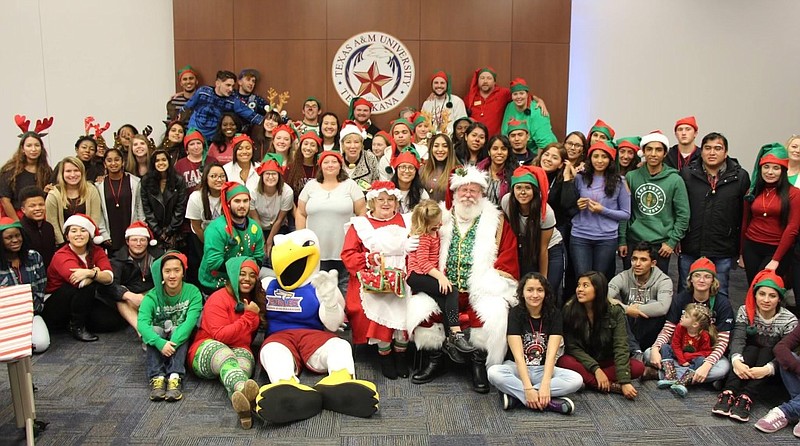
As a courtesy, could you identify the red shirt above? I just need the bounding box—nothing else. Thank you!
[671,324,713,364]
[467,87,511,137]
[407,232,440,275]
[742,186,800,261]
[188,287,260,368]
[45,244,112,293]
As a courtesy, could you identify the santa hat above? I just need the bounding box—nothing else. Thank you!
[257,153,287,176]
[510,166,549,220]
[271,124,297,142]
[589,119,616,141]
[616,136,641,151]
[177,65,196,80]
[63,213,104,244]
[450,165,489,192]
[125,221,157,246]
[467,67,497,108]
[745,142,789,200]
[231,133,254,149]
[639,130,670,157]
[689,257,717,277]
[430,70,453,107]
[674,116,698,132]
[587,140,617,161]
[317,150,344,167]
[339,120,366,144]
[505,118,529,136]
[366,180,403,201]
[348,97,373,120]
[298,131,322,147]
[219,182,252,242]
[744,269,786,335]
[390,147,422,171]
[509,78,533,112]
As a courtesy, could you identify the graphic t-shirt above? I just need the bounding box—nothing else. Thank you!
[506,310,564,366]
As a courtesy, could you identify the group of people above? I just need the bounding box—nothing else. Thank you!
[2,63,800,436]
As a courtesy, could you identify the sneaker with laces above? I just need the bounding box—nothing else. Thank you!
[755,407,789,433]
[729,394,752,422]
[546,397,575,415]
[165,376,183,402]
[500,392,519,410]
[712,390,735,416]
[149,376,166,401]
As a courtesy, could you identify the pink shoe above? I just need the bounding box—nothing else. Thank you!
[755,407,788,433]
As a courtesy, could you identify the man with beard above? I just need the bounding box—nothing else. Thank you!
[167,65,198,121]
[408,166,519,393]
[199,182,265,292]
[296,97,323,136]
[349,97,381,153]
[421,71,467,136]
[466,67,510,137]
[99,221,165,332]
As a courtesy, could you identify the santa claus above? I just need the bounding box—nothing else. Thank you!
[407,166,519,393]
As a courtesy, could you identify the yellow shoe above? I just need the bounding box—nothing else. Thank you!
[314,369,379,418]
[255,378,323,424]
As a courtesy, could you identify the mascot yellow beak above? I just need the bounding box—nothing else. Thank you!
[271,231,321,290]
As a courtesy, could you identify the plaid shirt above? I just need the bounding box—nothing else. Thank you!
[182,86,264,141]
[0,250,47,314]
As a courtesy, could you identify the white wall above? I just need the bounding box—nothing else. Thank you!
[568,0,800,172]
[0,0,174,162]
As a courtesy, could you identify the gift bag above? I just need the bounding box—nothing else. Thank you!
[357,253,406,297]
[0,284,34,362]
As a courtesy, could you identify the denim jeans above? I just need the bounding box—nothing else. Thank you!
[145,326,189,379]
[569,235,618,283]
[677,254,732,302]
[660,343,706,376]
[644,346,730,383]
[487,360,583,403]
[547,243,565,307]
[779,353,800,419]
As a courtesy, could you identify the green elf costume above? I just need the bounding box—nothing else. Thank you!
[500,78,557,151]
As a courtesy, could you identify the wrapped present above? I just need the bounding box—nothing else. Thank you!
[357,253,406,297]
[0,284,33,362]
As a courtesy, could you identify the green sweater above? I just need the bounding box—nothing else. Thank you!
[619,165,690,248]
[500,102,557,152]
[199,216,265,289]
[138,256,203,351]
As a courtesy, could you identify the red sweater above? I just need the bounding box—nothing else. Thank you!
[407,233,440,275]
[467,87,511,137]
[188,287,260,368]
[671,324,713,364]
[742,186,800,261]
[45,244,112,293]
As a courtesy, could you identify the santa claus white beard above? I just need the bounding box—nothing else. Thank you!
[453,196,483,222]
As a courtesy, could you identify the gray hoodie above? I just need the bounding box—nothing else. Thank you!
[608,267,673,318]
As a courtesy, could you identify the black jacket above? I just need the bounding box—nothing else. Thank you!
[679,157,750,257]
[140,173,188,239]
[98,245,165,305]
[665,144,700,171]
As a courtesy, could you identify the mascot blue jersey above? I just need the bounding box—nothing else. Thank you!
[264,279,324,335]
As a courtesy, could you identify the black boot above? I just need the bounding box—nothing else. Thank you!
[394,350,409,378]
[411,350,445,384]
[471,350,489,394]
[69,322,98,342]
[379,353,397,380]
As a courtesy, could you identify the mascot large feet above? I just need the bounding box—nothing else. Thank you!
[255,229,379,424]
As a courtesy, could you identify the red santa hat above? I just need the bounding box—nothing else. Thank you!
[366,180,403,201]
[339,120,366,144]
[640,130,670,158]
[63,213,104,244]
[125,221,157,246]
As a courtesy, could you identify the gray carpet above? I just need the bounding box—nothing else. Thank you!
[2,261,798,445]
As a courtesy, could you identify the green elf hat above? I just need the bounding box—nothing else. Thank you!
[304,96,322,110]
[745,142,789,201]
[505,118,529,136]
[348,97,373,120]
[510,166,549,220]
[0,217,22,233]
[225,256,260,313]
[409,112,427,130]
[176,65,196,79]
[220,181,252,243]
[510,78,533,113]
[616,136,641,151]
[478,67,497,79]
[431,70,453,107]
[390,118,414,135]
[589,119,616,141]
[257,153,287,176]
[744,269,786,335]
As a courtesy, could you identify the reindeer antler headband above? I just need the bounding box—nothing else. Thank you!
[15,114,54,138]
[84,116,111,138]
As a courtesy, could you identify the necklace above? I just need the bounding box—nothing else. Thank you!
[761,188,778,217]
[107,175,125,208]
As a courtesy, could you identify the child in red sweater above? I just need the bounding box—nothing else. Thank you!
[657,303,715,397]
[406,200,475,354]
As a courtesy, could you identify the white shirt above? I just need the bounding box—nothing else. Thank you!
[251,185,294,230]
[223,161,261,196]
[299,179,364,260]
[185,190,222,231]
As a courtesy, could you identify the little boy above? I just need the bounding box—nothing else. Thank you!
[18,186,56,267]
[138,251,202,402]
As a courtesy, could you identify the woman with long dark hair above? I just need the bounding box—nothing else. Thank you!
[616,137,642,176]
[563,141,630,281]
[557,271,644,399]
[738,143,800,286]
[97,148,144,252]
[140,149,188,250]
[487,272,582,413]
[477,135,516,206]
[158,120,186,163]
[420,133,460,202]
[207,113,240,165]
[319,112,341,152]
[223,134,261,194]
[455,121,489,166]
[389,148,428,214]
[502,166,565,304]
[1,131,53,219]
[563,131,587,171]
[284,131,321,204]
